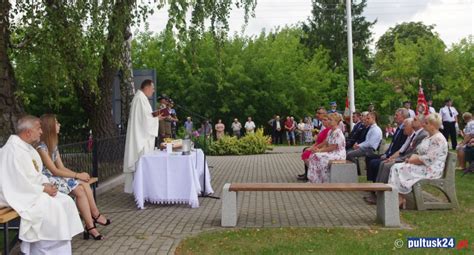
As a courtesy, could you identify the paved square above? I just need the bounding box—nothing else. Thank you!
[72,146,390,254]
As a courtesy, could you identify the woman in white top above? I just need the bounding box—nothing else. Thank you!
[244,117,256,134]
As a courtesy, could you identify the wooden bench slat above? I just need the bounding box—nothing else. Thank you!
[229,183,392,192]
[0,210,19,224]
[0,207,13,215]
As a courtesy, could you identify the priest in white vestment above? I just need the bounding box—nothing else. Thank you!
[0,115,83,254]
[123,79,161,193]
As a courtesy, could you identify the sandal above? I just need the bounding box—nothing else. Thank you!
[93,213,111,226]
[83,225,104,240]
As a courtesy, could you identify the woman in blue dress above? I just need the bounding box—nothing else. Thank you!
[37,114,110,240]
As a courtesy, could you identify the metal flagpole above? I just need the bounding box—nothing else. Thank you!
[346,0,355,128]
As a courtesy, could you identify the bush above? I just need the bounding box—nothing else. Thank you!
[207,129,272,155]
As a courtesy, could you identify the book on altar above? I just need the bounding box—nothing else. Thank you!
[152,108,170,117]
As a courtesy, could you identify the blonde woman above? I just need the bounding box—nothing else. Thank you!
[37,114,110,240]
[307,113,346,183]
[389,113,448,208]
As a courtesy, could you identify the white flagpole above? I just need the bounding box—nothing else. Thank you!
[346,0,355,128]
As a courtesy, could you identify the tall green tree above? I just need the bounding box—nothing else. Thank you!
[301,0,375,69]
[4,0,256,140]
[0,0,24,144]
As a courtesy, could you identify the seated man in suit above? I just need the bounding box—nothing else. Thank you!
[366,108,409,183]
[346,112,383,169]
[346,112,367,150]
[364,116,428,204]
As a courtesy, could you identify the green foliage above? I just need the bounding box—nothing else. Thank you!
[133,27,338,129]
[301,0,375,69]
[208,129,272,155]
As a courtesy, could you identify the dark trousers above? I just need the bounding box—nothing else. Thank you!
[272,131,282,144]
[367,158,383,182]
[442,121,457,149]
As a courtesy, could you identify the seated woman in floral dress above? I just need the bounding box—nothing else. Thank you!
[307,113,346,183]
[37,114,111,240]
[389,113,448,208]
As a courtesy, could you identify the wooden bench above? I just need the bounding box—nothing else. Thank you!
[0,207,19,255]
[0,177,98,255]
[407,152,459,210]
[221,183,400,228]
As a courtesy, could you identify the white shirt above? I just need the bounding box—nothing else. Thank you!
[244,121,256,132]
[439,106,458,122]
[359,124,383,150]
[464,120,474,136]
[429,106,436,114]
[408,109,416,118]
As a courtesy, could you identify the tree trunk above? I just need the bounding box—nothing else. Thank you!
[0,0,24,144]
[120,24,135,131]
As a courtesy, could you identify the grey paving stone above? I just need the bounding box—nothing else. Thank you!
[72,147,396,254]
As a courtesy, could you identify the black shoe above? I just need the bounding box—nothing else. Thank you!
[83,225,104,240]
[297,176,308,181]
[363,196,377,205]
[297,174,305,177]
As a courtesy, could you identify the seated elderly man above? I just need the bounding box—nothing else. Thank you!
[0,115,82,254]
[364,116,428,204]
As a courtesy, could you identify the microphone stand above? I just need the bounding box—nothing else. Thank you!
[175,103,220,200]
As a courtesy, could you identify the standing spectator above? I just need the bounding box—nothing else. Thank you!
[231,118,242,138]
[304,117,314,144]
[368,103,375,113]
[457,112,474,170]
[168,100,178,139]
[403,101,416,118]
[184,117,193,137]
[312,107,326,131]
[439,98,459,149]
[215,119,225,140]
[284,116,295,146]
[244,117,256,134]
[328,101,338,113]
[427,99,436,114]
[200,120,213,139]
[297,119,305,145]
[385,124,395,138]
[272,115,282,144]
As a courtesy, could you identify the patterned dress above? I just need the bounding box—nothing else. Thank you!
[37,142,79,195]
[307,128,346,183]
[389,132,448,194]
[304,123,313,143]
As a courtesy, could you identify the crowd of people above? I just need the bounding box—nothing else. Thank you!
[296,98,473,209]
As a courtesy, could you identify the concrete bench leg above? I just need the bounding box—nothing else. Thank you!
[376,185,400,227]
[221,183,238,227]
[329,163,358,183]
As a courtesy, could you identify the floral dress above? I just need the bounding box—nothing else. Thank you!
[388,132,448,194]
[304,123,313,143]
[307,128,346,183]
[37,142,79,194]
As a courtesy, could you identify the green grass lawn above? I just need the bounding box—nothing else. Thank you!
[176,171,474,254]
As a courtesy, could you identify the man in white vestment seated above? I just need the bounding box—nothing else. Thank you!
[123,79,163,193]
[0,115,83,255]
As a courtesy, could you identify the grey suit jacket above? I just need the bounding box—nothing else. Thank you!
[396,129,429,162]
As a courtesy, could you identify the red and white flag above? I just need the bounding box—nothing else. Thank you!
[417,80,429,116]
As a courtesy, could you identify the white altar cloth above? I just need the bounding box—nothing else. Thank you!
[133,149,213,209]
